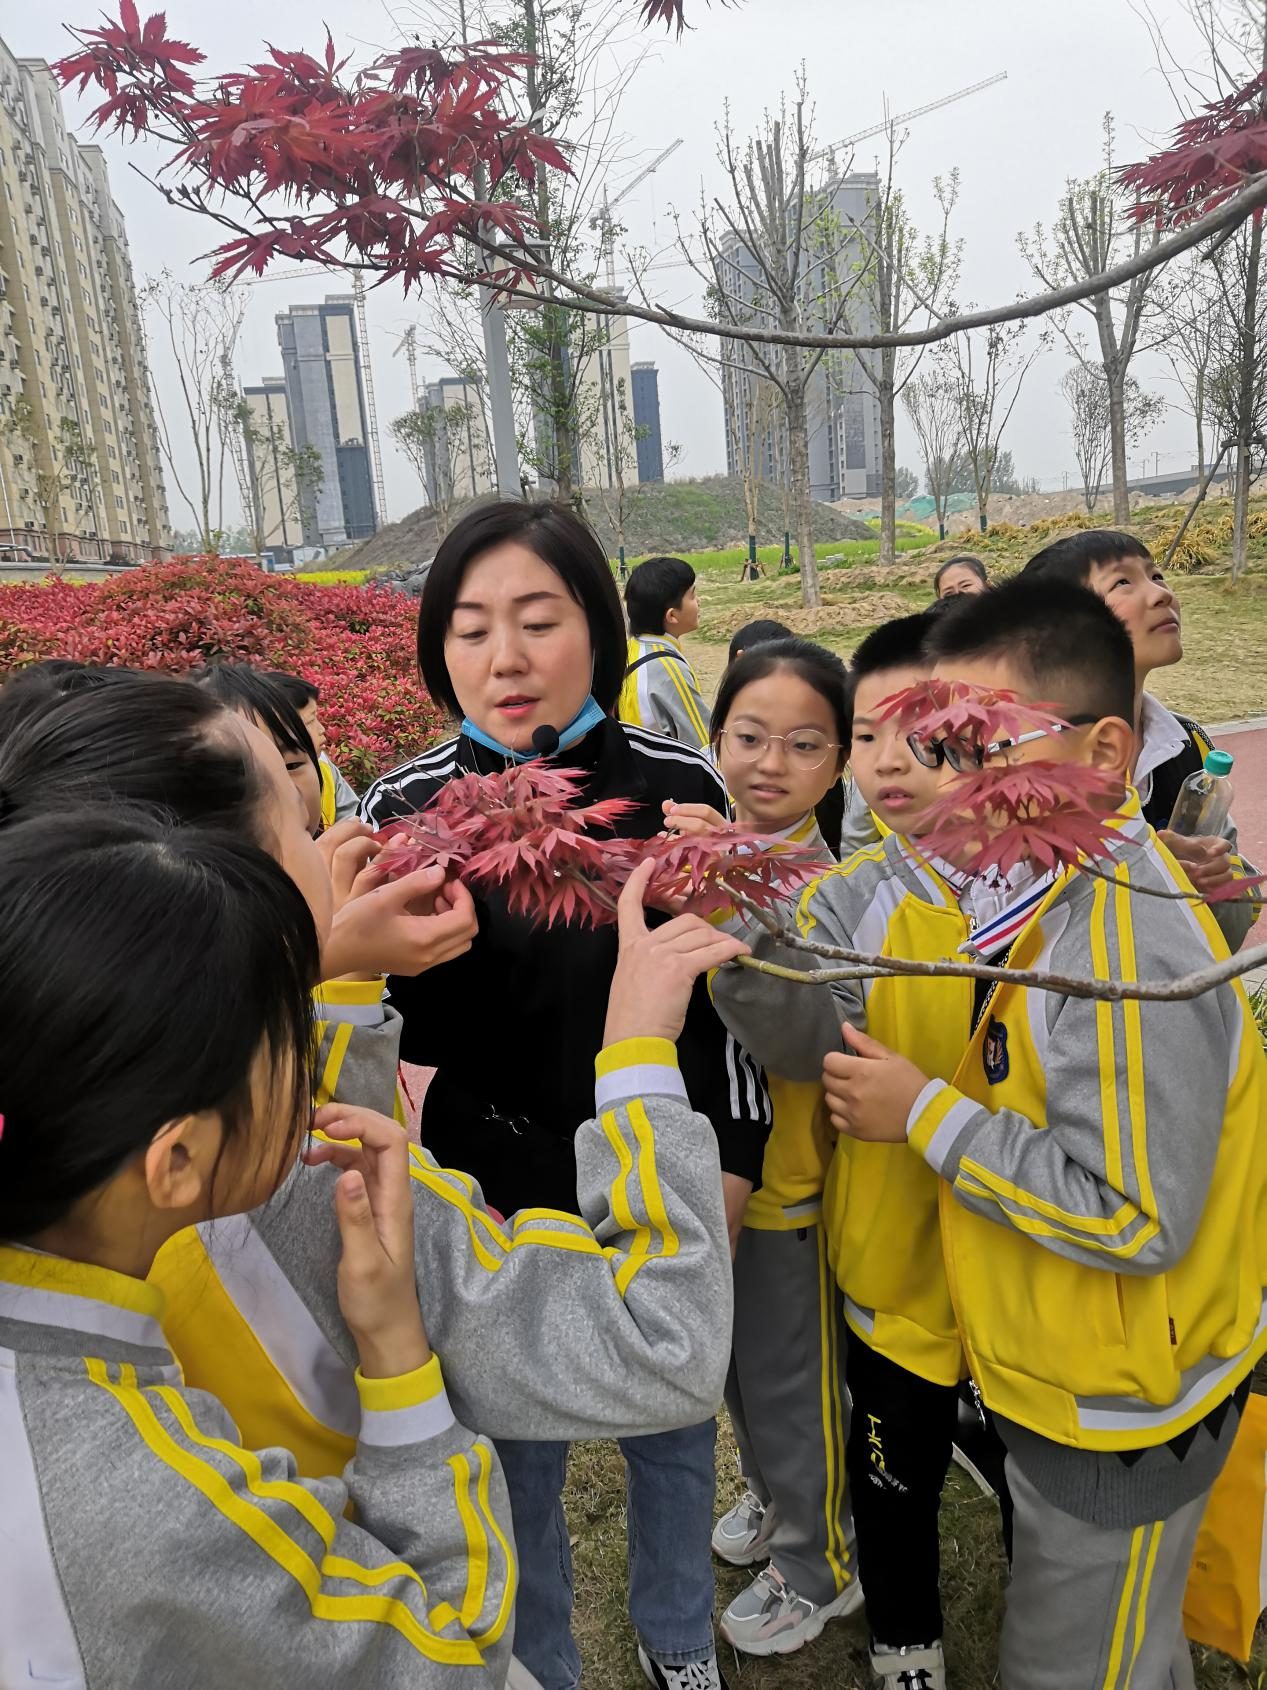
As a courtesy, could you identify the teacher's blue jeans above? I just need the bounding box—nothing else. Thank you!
[496,1421,718,1690]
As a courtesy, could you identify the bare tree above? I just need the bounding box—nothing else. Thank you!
[901,359,964,539]
[841,133,960,566]
[682,77,861,608]
[1061,363,1166,511]
[1159,251,1222,480]
[584,369,682,574]
[952,321,1043,533]
[1019,116,1176,524]
[141,274,245,551]
[1206,219,1267,578]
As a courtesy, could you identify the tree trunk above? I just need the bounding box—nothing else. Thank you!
[1108,372,1130,524]
[878,356,897,568]
[1231,215,1262,584]
[1194,384,1206,484]
[785,381,819,609]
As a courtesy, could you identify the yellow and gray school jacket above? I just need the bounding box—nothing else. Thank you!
[617,634,711,749]
[739,813,839,1234]
[714,833,973,1386]
[151,1004,733,1481]
[904,794,1267,1452]
[318,756,360,832]
[0,1245,515,1688]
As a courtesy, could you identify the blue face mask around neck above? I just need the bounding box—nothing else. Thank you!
[460,693,606,763]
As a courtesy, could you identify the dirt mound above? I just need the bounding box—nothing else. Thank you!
[329,477,875,573]
[708,592,913,642]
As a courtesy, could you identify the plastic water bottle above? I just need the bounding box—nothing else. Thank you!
[1167,750,1235,837]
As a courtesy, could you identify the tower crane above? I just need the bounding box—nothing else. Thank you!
[590,139,685,292]
[810,71,1007,168]
[393,324,420,408]
[238,267,387,527]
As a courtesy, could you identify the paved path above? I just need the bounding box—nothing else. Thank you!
[1210,719,1267,874]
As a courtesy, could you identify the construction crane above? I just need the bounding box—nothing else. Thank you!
[238,266,387,527]
[809,72,1007,167]
[393,324,420,407]
[590,138,685,292]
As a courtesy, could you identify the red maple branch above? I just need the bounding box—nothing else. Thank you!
[373,763,826,927]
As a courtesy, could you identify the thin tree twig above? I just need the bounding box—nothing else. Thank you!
[727,891,1267,1002]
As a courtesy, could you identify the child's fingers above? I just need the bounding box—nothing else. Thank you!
[842,1022,890,1059]
[617,858,656,941]
[334,1169,384,1271]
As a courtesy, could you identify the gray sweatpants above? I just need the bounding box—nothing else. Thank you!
[1001,1457,1205,1690]
[725,1222,853,1604]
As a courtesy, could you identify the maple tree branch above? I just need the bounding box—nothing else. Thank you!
[728,891,1267,1002]
[464,168,1267,351]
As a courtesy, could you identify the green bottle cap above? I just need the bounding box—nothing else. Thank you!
[1204,750,1233,777]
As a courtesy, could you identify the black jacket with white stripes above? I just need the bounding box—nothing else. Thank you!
[359,717,772,1215]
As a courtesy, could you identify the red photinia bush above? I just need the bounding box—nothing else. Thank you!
[0,557,446,788]
[375,762,827,927]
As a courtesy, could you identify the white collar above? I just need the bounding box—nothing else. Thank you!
[1134,692,1188,802]
[957,862,1057,960]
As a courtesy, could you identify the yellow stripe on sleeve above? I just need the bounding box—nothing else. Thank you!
[85,1360,480,1666]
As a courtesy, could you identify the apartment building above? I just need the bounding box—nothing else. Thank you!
[0,42,170,562]
[720,171,883,503]
[275,297,378,552]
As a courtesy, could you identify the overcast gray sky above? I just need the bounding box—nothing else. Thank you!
[8,0,1225,531]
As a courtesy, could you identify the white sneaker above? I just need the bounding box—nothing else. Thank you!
[710,1489,774,1566]
[870,1640,947,1690]
[720,1563,864,1656]
[636,1644,730,1690]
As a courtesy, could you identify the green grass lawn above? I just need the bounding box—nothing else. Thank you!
[682,554,1267,726]
[563,1417,1264,1689]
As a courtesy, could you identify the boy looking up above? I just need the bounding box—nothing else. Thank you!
[824,578,1267,1690]
[618,555,711,748]
[1021,530,1258,947]
[711,612,973,1690]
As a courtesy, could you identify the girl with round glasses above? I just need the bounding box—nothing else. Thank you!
[665,637,863,1656]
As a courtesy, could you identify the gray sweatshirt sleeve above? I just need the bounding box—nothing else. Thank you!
[411,1040,732,1438]
[331,761,361,821]
[249,1043,731,1442]
[709,866,868,1083]
[97,1365,512,1686]
[906,870,1237,1275]
[313,980,404,1118]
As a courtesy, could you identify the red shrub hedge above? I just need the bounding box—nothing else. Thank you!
[0,557,447,787]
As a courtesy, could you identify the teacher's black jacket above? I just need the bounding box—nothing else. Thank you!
[359,718,772,1215]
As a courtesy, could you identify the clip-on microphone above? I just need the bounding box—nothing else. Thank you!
[531,724,561,758]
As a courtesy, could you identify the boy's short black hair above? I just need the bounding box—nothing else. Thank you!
[265,671,320,711]
[727,619,793,666]
[625,555,696,637]
[923,576,1136,725]
[1022,529,1152,588]
[850,611,939,680]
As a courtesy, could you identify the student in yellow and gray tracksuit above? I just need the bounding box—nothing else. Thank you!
[826,580,1267,1690]
[709,815,857,1653]
[617,555,711,749]
[714,833,976,1689]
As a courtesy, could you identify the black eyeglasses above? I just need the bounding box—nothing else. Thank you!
[908,716,1099,774]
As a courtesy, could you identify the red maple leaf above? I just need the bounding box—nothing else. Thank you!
[918,762,1123,881]
[1122,71,1267,225]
